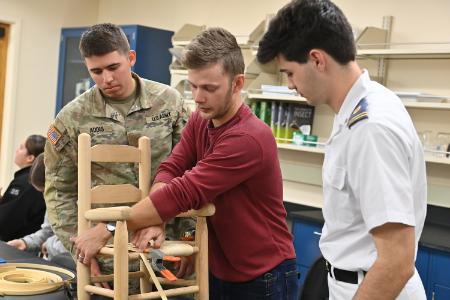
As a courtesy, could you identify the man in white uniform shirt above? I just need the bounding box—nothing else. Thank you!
[257,0,427,299]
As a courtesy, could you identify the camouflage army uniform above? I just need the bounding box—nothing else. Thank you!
[44,73,194,276]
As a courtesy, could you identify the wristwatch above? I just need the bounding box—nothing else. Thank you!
[106,222,116,236]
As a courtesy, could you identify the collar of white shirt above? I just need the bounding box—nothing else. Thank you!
[328,70,371,141]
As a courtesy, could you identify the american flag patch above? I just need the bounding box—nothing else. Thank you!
[47,125,62,145]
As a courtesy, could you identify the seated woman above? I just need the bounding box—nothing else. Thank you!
[7,153,74,270]
[0,134,46,241]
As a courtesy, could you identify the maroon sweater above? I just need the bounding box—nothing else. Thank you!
[151,104,295,282]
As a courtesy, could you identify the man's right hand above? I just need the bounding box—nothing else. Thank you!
[175,255,195,278]
[7,239,26,250]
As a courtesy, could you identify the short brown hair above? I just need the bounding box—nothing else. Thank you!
[25,135,45,157]
[29,153,45,191]
[79,23,130,58]
[182,27,245,78]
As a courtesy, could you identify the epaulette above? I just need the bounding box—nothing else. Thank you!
[347,98,369,129]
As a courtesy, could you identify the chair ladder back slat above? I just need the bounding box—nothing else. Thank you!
[91,184,142,204]
[91,144,140,163]
[138,137,151,197]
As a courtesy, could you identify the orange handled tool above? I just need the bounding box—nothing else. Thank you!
[149,249,180,282]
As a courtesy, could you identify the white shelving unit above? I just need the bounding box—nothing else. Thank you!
[403,102,450,110]
[357,47,450,59]
[169,21,450,207]
[277,142,450,165]
[249,76,450,207]
[277,143,325,154]
[283,180,323,208]
[247,93,307,103]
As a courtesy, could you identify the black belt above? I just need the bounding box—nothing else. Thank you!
[325,260,366,284]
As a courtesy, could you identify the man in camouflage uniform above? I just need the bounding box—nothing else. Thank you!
[44,23,193,287]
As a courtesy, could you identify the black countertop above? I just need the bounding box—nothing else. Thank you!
[287,204,450,253]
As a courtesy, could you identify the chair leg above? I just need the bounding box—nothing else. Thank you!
[114,221,129,299]
[195,217,209,300]
[77,260,91,300]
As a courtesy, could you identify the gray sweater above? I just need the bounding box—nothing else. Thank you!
[22,213,69,259]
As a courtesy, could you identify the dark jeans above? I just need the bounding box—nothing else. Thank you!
[209,259,299,300]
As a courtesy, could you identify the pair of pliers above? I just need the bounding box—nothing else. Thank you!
[147,249,180,282]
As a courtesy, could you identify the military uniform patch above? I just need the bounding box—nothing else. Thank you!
[347,98,369,129]
[48,125,62,145]
[47,125,70,152]
[80,125,113,135]
[147,110,172,123]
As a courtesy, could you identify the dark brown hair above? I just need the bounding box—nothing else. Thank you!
[29,153,45,191]
[182,27,245,79]
[79,23,130,58]
[258,0,356,65]
[25,135,45,157]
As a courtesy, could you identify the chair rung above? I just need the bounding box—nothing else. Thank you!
[98,242,198,259]
[91,271,146,283]
[84,206,131,221]
[99,246,141,259]
[149,277,196,287]
[128,285,199,299]
[84,284,114,297]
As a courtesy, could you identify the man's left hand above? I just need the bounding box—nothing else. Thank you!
[132,224,166,252]
[70,223,111,265]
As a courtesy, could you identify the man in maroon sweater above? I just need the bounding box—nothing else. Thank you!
[73,27,298,299]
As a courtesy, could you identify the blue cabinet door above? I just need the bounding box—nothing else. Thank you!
[415,246,430,290]
[433,284,450,300]
[429,249,450,299]
[56,27,91,114]
[297,264,310,288]
[292,219,322,268]
[122,25,173,86]
[292,217,324,299]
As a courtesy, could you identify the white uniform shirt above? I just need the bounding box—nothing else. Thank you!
[319,70,427,272]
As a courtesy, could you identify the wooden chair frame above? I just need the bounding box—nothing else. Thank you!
[77,133,214,300]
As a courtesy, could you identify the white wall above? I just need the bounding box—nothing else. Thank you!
[0,0,98,187]
[335,0,450,43]
[335,0,450,96]
[96,0,450,45]
[97,0,291,37]
[1,0,450,187]
[98,0,450,96]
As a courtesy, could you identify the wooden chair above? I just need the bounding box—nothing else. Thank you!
[77,133,214,300]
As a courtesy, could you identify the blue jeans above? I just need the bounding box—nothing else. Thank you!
[209,259,299,300]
